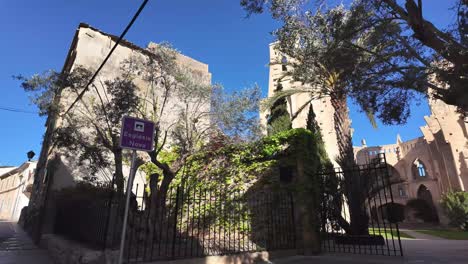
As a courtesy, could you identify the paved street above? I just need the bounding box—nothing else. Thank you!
[0,221,466,264]
[0,221,53,264]
[272,239,468,264]
[400,229,444,240]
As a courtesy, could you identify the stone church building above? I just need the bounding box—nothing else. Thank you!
[262,43,467,224]
[355,94,467,224]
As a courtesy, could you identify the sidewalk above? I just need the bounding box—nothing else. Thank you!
[0,221,53,264]
[270,239,468,264]
[400,229,444,240]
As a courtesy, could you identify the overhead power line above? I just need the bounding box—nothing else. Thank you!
[0,106,37,114]
[62,0,150,117]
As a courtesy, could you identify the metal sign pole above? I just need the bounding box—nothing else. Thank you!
[118,149,137,264]
[118,116,155,263]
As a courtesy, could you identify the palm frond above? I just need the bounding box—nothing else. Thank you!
[365,109,378,129]
[290,99,313,121]
[260,87,312,112]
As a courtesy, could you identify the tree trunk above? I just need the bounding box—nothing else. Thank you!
[114,149,125,195]
[330,91,354,167]
[144,150,179,256]
[147,170,174,225]
[330,90,369,235]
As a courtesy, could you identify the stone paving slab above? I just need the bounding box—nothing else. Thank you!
[0,222,37,251]
[0,222,54,263]
[0,249,54,264]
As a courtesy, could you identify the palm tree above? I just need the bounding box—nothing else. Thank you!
[261,6,379,235]
[263,62,370,235]
[263,64,356,166]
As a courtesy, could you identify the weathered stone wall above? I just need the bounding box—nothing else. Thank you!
[40,233,295,264]
[38,24,212,191]
[25,23,212,241]
[421,88,468,191]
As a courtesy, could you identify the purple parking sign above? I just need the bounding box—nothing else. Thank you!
[120,116,156,151]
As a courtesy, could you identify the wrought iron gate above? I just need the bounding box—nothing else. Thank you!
[319,153,403,256]
[121,186,296,263]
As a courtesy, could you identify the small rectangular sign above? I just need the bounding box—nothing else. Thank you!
[120,116,156,151]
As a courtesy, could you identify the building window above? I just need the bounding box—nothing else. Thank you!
[279,166,294,183]
[418,163,426,177]
[412,159,428,179]
[398,186,406,197]
[281,56,287,71]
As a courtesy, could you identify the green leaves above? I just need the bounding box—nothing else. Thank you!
[183,128,330,193]
[15,67,93,116]
[441,191,468,230]
[211,84,263,141]
[243,0,468,122]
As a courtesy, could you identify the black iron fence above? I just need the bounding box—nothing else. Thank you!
[122,185,296,263]
[52,153,404,260]
[53,182,116,249]
[319,153,403,256]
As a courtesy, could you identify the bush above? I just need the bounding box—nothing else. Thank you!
[441,191,468,230]
[383,203,405,223]
[406,198,438,222]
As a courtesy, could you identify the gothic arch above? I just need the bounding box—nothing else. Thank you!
[404,184,439,223]
[387,165,402,181]
[411,158,429,180]
[417,185,433,204]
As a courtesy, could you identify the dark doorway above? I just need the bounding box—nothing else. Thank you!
[404,185,439,223]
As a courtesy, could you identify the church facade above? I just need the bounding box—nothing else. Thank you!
[354,94,467,224]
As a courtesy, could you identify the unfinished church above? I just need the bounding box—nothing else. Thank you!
[261,43,468,225]
[355,94,468,224]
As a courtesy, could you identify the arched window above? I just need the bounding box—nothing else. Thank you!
[417,163,426,177]
[412,159,428,179]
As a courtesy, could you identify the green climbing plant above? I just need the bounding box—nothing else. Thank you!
[267,82,291,136]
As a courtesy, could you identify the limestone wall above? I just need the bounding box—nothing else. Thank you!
[43,24,212,189]
[421,88,468,191]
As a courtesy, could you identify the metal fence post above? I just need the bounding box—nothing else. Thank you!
[171,187,181,259]
[103,174,116,250]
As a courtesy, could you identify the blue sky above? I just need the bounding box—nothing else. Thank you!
[0,0,457,166]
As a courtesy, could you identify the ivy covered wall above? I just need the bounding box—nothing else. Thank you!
[175,128,333,194]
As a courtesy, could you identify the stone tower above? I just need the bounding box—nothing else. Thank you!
[260,43,341,166]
